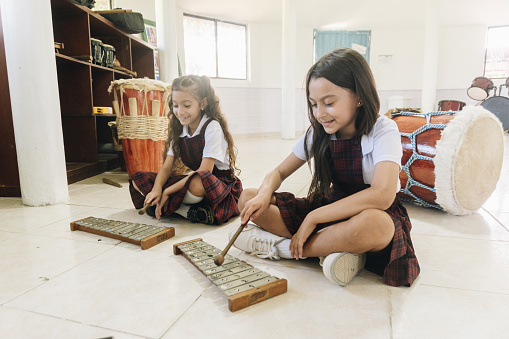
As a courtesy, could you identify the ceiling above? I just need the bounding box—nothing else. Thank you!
[175,0,509,29]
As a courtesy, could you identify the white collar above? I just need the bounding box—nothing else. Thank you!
[180,115,209,137]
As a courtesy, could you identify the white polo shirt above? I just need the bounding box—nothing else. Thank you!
[167,116,230,170]
[292,115,402,191]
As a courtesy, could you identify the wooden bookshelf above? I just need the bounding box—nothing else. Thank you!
[51,0,155,183]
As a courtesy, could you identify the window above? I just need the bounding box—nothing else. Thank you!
[183,14,247,79]
[314,30,371,63]
[484,26,509,79]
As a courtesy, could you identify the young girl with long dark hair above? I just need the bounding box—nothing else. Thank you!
[231,48,419,287]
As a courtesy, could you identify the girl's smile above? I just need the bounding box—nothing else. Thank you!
[308,77,360,138]
[172,90,207,134]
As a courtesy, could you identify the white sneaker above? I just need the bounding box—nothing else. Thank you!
[229,223,286,260]
[321,252,366,286]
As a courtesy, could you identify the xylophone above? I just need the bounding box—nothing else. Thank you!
[70,216,175,250]
[174,238,288,312]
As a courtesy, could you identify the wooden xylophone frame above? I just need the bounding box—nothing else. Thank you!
[70,216,175,250]
[174,238,288,312]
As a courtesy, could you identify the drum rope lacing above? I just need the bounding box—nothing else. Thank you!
[393,110,458,210]
[109,80,171,141]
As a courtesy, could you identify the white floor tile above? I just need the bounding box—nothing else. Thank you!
[1,133,508,338]
[391,284,509,339]
[0,306,144,339]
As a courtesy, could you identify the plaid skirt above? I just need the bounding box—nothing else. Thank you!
[274,192,420,287]
[130,170,243,225]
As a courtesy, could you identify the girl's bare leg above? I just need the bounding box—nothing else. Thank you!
[302,209,395,257]
[238,188,292,238]
[186,173,206,197]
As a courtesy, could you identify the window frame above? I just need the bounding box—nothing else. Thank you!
[183,13,248,80]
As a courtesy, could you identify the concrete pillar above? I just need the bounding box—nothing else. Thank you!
[1,0,69,205]
[155,0,179,82]
[281,0,296,139]
[421,0,440,112]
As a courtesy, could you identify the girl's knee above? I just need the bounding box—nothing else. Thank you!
[348,210,394,247]
[187,174,206,197]
[238,188,258,210]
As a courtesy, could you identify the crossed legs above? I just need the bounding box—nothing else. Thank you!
[238,188,395,258]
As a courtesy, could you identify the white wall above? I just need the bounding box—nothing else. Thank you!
[191,22,312,135]
[125,1,495,133]
[370,24,488,112]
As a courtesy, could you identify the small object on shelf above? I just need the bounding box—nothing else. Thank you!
[69,0,95,8]
[113,59,137,77]
[90,38,103,65]
[54,42,64,54]
[100,11,145,34]
[93,106,113,114]
[102,44,116,68]
[94,9,132,14]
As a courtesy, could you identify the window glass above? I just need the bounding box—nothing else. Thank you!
[184,14,247,79]
[217,21,247,79]
[485,26,509,79]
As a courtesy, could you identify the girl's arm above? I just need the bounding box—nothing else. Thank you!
[161,157,215,197]
[144,155,175,205]
[290,160,400,258]
[240,153,306,224]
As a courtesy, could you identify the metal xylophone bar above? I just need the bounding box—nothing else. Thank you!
[173,238,288,312]
[70,216,175,250]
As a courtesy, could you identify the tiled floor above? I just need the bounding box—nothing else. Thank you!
[1,133,509,339]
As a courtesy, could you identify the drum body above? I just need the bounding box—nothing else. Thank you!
[480,96,509,131]
[108,79,171,177]
[467,76,494,101]
[438,100,465,111]
[102,44,116,68]
[392,106,503,215]
[90,38,103,65]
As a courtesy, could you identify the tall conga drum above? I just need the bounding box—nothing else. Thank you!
[108,79,171,177]
[391,106,504,215]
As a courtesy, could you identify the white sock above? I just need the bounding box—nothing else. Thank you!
[174,191,204,218]
[182,191,204,205]
[174,204,191,218]
[275,239,293,259]
[275,239,308,259]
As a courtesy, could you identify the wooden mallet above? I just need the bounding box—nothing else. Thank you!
[138,204,150,215]
[214,222,248,266]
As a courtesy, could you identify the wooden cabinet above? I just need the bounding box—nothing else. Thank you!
[51,0,155,183]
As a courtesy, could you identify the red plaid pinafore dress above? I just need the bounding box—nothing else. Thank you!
[129,119,243,225]
[274,136,420,287]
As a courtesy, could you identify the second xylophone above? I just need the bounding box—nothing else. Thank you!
[71,216,175,250]
[174,238,287,312]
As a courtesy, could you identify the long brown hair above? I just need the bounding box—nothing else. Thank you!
[304,48,380,209]
[164,75,240,176]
